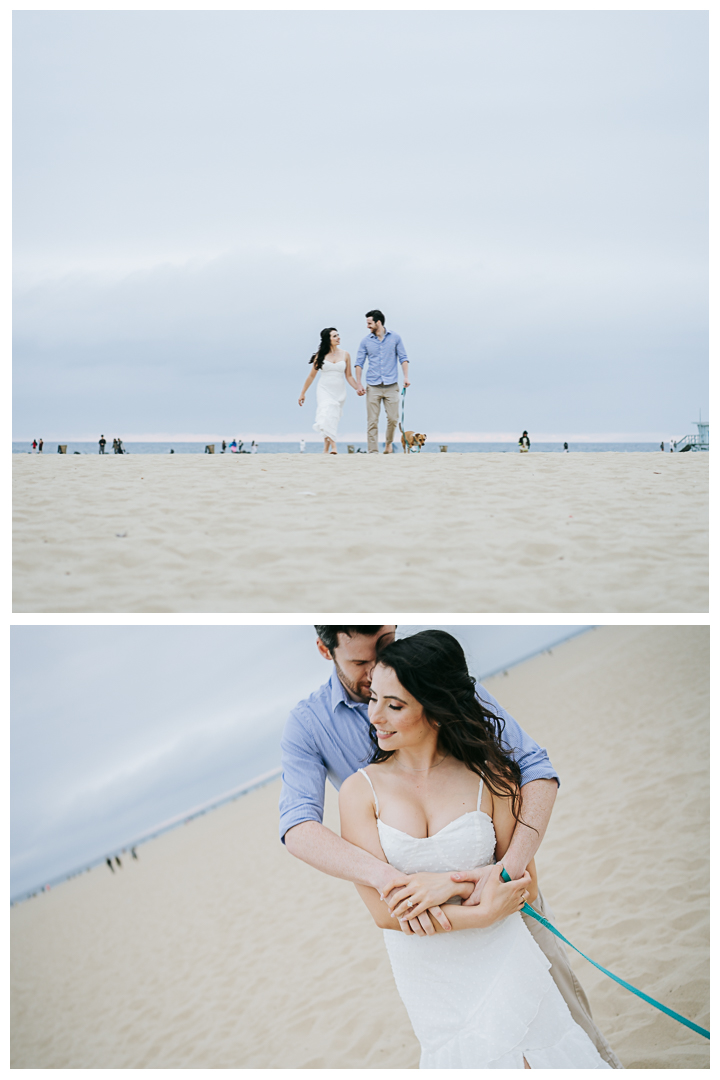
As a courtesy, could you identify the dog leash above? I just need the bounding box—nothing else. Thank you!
[399,387,422,452]
[500,868,709,1039]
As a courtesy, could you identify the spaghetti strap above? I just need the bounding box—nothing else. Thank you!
[477,775,484,812]
[358,768,379,818]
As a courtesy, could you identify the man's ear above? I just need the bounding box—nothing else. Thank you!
[316,638,334,662]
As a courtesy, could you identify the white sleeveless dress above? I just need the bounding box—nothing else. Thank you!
[313,358,347,440]
[359,769,612,1070]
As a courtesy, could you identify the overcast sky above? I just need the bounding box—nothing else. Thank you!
[11,624,586,898]
[13,11,707,440]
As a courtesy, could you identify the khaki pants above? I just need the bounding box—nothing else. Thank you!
[523,888,623,1068]
[366,382,399,453]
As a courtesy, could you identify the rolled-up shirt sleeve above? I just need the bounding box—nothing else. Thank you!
[355,340,368,371]
[279,705,329,842]
[476,683,560,787]
[395,335,408,365]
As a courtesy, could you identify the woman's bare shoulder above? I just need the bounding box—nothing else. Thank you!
[339,768,371,799]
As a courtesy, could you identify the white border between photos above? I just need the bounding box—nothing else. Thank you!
[9,611,712,627]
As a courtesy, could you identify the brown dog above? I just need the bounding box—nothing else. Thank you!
[401,430,427,453]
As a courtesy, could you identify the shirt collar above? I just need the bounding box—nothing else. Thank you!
[330,666,367,712]
[370,328,392,340]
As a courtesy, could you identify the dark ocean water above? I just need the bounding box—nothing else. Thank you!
[14,440,663,455]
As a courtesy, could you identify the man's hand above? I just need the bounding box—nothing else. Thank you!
[398,907,450,936]
[376,867,411,901]
[385,872,470,923]
[450,863,495,906]
[357,386,366,396]
[476,864,532,922]
[403,378,410,388]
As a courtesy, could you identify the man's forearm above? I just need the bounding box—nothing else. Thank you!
[502,778,557,879]
[284,820,401,894]
[355,365,363,386]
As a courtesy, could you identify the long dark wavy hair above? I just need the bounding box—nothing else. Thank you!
[310,327,337,369]
[371,630,533,831]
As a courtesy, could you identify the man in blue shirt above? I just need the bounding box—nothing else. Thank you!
[280,625,620,1068]
[355,310,410,454]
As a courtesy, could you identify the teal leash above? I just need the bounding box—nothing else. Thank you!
[399,387,421,452]
[500,869,709,1040]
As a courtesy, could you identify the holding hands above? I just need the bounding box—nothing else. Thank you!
[386,872,471,926]
[384,864,532,936]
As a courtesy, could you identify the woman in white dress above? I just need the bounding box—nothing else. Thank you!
[298,328,363,454]
[339,630,615,1070]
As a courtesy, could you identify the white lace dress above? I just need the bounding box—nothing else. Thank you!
[358,769,612,1070]
[313,357,347,440]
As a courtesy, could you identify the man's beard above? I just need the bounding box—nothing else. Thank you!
[335,662,372,703]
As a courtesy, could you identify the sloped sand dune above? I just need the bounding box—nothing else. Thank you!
[10,626,709,1067]
[12,452,708,612]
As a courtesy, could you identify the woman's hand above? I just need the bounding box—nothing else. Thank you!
[386,872,472,923]
[478,863,532,925]
[298,395,305,406]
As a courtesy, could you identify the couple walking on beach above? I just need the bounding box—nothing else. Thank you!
[298,310,410,454]
[280,626,622,1069]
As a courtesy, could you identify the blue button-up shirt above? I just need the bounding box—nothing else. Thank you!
[355,329,408,386]
[279,667,559,841]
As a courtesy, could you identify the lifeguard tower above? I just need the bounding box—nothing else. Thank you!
[676,421,709,452]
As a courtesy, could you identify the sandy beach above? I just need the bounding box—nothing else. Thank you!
[12,452,707,612]
[11,625,709,1068]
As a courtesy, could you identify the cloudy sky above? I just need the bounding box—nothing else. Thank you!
[13,11,707,440]
[11,623,586,898]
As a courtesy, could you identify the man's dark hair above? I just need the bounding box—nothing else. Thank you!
[365,309,385,325]
[315,625,384,655]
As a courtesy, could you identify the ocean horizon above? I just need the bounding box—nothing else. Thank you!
[14,439,669,455]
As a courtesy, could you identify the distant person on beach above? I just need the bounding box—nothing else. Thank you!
[32,439,37,452]
[299,328,362,455]
[660,441,664,452]
[251,441,258,454]
[300,438,306,454]
[355,310,410,454]
[38,438,43,453]
[222,439,227,453]
[99,435,106,454]
[519,431,530,452]
[563,442,569,452]
[279,625,620,1068]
